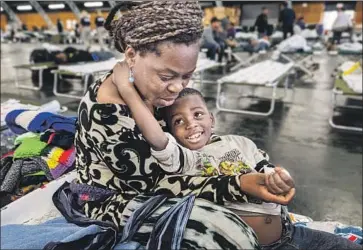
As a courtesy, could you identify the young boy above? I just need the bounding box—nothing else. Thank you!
[114,66,294,244]
[112,60,362,248]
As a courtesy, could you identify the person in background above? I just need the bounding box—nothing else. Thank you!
[279,2,296,39]
[332,5,353,44]
[80,10,92,50]
[296,16,306,30]
[221,16,230,31]
[201,17,226,63]
[74,23,81,44]
[227,22,236,39]
[22,23,28,31]
[95,10,106,50]
[255,7,269,38]
[56,18,64,44]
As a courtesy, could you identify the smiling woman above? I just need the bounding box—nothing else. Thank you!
[73,1,263,249]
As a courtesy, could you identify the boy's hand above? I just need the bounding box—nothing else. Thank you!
[112,62,133,92]
[240,173,295,205]
[265,167,295,195]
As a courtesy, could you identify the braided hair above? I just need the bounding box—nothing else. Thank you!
[104,1,204,55]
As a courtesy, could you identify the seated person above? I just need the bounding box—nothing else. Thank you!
[201,17,226,62]
[227,22,236,39]
[296,17,306,30]
[112,66,362,250]
[248,36,271,52]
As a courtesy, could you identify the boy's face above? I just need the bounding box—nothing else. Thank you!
[167,94,214,150]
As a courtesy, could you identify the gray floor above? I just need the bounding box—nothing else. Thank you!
[1,42,362,226]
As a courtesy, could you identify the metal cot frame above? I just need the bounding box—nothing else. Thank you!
[329,77,362,132]
[216,62,295,116]
[14,62,56,90]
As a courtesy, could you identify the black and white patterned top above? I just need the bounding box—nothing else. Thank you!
[75,71,254,223]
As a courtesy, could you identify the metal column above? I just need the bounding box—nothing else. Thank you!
[29,0,54,29]
[0,1,22,27]
[215,1,223,7]
[66,1,81,20]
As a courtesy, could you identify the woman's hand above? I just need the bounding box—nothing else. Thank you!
[239,173,295,205]
[265,167,295,195]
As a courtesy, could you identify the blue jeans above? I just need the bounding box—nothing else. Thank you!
[202,41,225,62]
[262,223,362,250]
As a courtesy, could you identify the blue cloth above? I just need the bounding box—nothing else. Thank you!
[1,217,143,250]
[335,225,363,244]
[262,225,362,250]
[1,217,102,249]
[5,109,77,135]
[91,51,115,61]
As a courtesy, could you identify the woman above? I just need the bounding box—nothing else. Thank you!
[75,2,295,249]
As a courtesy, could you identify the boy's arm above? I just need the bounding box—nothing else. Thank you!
[150,133,202,174]
[112,63,168,151]
[112,63,201,174]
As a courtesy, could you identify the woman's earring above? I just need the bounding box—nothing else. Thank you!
[128,68,135,83]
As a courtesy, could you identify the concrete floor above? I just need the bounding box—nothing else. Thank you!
[1,42,362,226]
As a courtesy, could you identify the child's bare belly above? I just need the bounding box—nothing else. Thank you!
[240,215,282,245]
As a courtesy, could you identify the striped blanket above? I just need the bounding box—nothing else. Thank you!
[5,110,76,135]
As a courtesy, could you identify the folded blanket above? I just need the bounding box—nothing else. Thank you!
[40,130,75,149]
[14,132,39,146]
[0,157,52,193]
[5,110,77,135]
[277,34,311,53]
[13,136,48,159]
[41,145,76,179]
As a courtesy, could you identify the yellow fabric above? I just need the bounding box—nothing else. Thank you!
[44,147,64,169]
[343,62,361,76]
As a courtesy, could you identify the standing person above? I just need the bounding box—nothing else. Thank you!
[56,18,64,44]
[94,10,106,50]
[201,17,226,62]
[332,5,353,44]
[255,7,269,38]
[80,11,91,50]
[71,2,301,249]
[279,2,296,39]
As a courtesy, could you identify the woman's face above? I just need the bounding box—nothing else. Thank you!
[129,41,200,108]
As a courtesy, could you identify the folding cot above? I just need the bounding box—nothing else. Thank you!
[51,58,121,99]
[14,62,57,90]
[278,49,322,78]
[50,53,218,99]
[230,49,270,72]
[229,31,285,72]
[216,59,294,116]
[276,35,323,78]
[191,54,220,88]
[328,42,363,64]
[329,61,362,132]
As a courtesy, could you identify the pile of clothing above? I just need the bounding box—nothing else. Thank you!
[0,109,77,207]
[277,34,312,53]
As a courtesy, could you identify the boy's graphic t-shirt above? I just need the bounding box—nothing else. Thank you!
[151,134,281,215]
